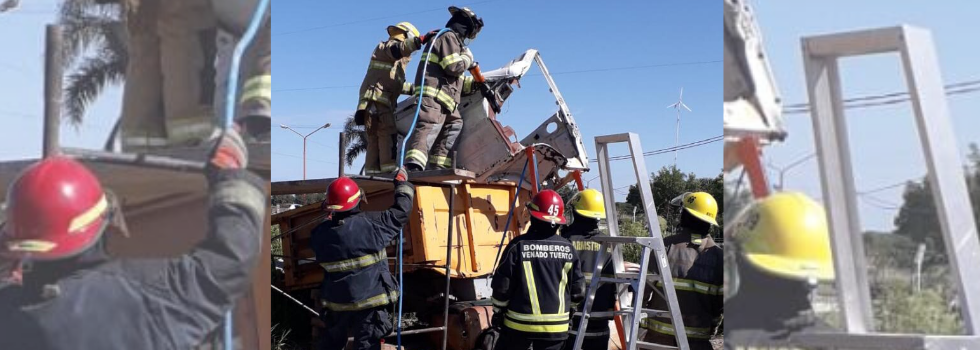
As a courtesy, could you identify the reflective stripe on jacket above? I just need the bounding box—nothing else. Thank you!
[356,37,420,110]
[413,31,470,111]
[491,229,585,340]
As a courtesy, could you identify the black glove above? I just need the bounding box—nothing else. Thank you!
[353,110,367,126]
[491,307,504,329]
[420,29,440,45]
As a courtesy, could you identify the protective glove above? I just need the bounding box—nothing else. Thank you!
[207,127,248,171]
[491,307,504,329]
[462,47,476,69]
[420,29,440,45]
[393,166,414,196]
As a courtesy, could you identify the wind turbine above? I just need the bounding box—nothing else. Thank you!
[667,88,692,167]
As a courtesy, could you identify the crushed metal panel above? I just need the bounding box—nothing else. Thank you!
[478,144,568,187]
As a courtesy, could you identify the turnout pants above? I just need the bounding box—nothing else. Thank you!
[563,318,611,350]
[639,328,714,350]
[364,102,399,174]
[317,306,393,350]
[404,96,462,170]
[495,328,565,350]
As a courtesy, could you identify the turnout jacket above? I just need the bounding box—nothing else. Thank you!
[643,228,723,341]
[311,182,415,312]
[357,37,421,111]
[491,227,585,340]
[413,30,472,112]
[0,169,268,350]
[561,219,616,322]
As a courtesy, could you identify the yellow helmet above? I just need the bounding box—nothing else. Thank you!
[387,22,420,40]
[568,189,606,219]
[680,192,718,227]
[729,192,835,282]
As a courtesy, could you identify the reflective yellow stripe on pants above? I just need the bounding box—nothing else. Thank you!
[428,155,451,168]
[239,75,271,104]
[640,318,712,339]
[405,149,428,166]
[414,86,457,111]
[322,290,399,312]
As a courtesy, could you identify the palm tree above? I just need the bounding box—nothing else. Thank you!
[58,0,127,125]
[343,115,367,167]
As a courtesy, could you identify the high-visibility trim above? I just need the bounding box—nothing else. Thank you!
[325,190,362,210]
[414,86,457,110]
[569,330,611,337]
[7,239,57,253]
[504,319,569,333]
[369,60,394,71]
[405,149,428,166]
[322,290,398,312]
[491,297,509,308]
[462,76,474,94]
[522,261,542,315]
[420,52,466,71]
[320,250,387,273]
[380,163,398,172]
[505,310,569,322]
[640,318,712,339]
[557,261,572,312]
[68,194,108,233]
[122,137,169,148]
[401,82,414,95]
[440,53,465,68]
[168,119,214,143]
[428,155,451,168]
[240,75,272,103]
[361,89,394,107]
[656,278,722,296]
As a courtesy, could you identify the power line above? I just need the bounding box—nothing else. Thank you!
[273,59,722,93]
[783,79,980,115]
[273,0,500,36]
[592,135,723,162]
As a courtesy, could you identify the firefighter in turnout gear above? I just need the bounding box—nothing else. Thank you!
[311,169,415,350]
[404,6,484,171]
[724,192,835,350]
[0,129,266,349]
[640,192,723,350]
[355,22,426,174]
[561,189,616,350]
[491,189,585,350]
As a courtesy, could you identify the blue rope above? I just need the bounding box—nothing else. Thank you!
[491,159,529,272]
[397,28,451,349]
[220,0,269,347]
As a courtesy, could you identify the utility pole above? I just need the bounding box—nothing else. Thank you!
[280,123,331,179]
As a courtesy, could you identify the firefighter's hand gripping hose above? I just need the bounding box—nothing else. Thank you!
[220,0,269,346]
[395,27,451,349]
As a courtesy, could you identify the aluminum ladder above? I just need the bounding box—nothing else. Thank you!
[570,133,690,350]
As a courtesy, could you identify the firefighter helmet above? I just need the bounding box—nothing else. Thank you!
[448,6,483,39]
[729,192,834,282]
[3,157,110,260]
[325,177,361,212]
[387,22,420,39]
[527,190,566,224]
[680,192,718,227]
[568,189,606,219]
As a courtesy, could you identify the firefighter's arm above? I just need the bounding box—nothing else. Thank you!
[439,35,472,78]
[373,169,416,246]
[377,38,421,62]
[570,249,586,307]
[490,242,517,314]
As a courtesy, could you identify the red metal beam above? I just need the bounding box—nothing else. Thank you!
[736,137,770,199]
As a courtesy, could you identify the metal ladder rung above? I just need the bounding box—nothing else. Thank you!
[598,277,638,284]
[637,340,680,350]
[574,307,671,319]
[616,272,663,283]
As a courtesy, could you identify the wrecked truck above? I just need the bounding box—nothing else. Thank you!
[272,49,593,350]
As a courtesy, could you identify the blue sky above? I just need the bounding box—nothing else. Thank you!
[752,1,980,231]
[273,0,722,203]
[1,0,120,160]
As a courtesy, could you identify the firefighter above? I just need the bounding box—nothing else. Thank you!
[0,129,265,349]
[211,0,273,141]
[312,170,415,350]
[120,0,219,149]
[724,192,835,350]
[354,22,426,174]
[640,192,723,350]
[561,189,616,350]
[404,6,484,171]
[491,189,585,350]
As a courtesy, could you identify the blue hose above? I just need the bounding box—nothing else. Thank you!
[223,0,270,130]
[397,28,451,349]
[221,0,269,348]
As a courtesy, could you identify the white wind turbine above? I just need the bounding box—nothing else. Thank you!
[667,88,692,167]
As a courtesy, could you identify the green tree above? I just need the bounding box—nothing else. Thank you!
[626,165,724,230]
[59,0,127,124]
[343,116,367,167]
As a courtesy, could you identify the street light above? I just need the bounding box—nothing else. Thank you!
[767,153,816,191]
[280,123,331,180]
[586,175,600,188]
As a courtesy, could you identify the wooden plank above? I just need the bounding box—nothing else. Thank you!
[462,184,480,273]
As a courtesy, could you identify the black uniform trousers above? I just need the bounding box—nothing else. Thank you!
[317,306,393,350]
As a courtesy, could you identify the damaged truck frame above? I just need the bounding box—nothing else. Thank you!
[272,49,596,350]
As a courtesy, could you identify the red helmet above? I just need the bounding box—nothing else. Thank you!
[527,189,566,224]
[325,177,361,212]
[3,157,109,260]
